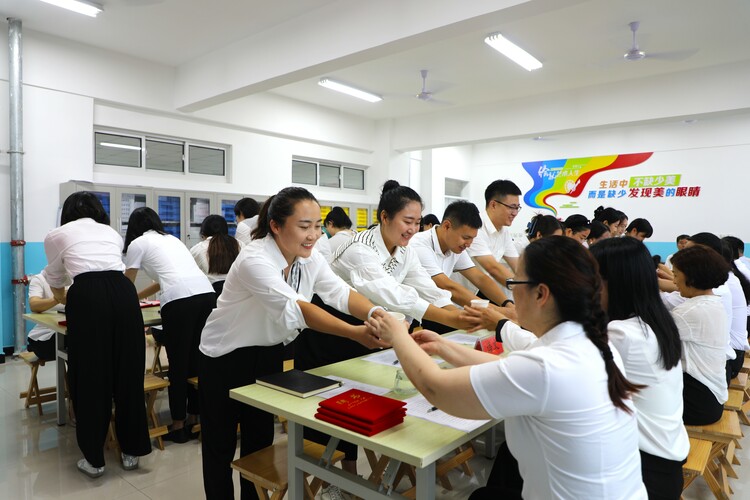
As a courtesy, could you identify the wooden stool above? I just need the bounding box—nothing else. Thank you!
[682,438,715,495]
[741,356,750,374]
[187,377,201,436]
[107,374,171,451]
[729,372,747,391]
[19,352,57,415]
[685,410,743,498]
[725,388,750,426]
[231,437,345,500]
[147,330,168,378]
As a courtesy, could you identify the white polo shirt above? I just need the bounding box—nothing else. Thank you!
[671,295,729,405]
[329,225,452,321]
[199,235,352,357]
[43,218,126,288]
[410,227,475,277]
[453,210,518,293]
[608,318,689,462]
[124,230,213,305]
[471,321,646,500]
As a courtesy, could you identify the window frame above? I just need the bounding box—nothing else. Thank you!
[291,157,366,192]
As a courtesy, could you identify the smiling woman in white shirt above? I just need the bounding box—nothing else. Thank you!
[367,236,647,500]
[670,244,731,425]
[590,237,688,500]
[197,187,386,500]
[44,192,151,478]
[123,207,216,443]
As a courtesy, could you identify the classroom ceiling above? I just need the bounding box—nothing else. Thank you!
[2,0,750,121]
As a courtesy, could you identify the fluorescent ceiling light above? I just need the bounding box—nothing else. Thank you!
[100,142,141,151]
[318,78,382,103]
[39,0,103,18]
[484,33,542,71]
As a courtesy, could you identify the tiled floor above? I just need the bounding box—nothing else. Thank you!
[2,355,749,499]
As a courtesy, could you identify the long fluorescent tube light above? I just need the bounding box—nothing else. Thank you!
[100,142,142,151]
[39,0,103,18]
[318,78,382,103]
[484,33,542,71]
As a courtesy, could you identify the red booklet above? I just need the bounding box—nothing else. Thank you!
[317,407,405,429]
[475,335,504,355]
[315,411,404,436]
[318,389,406,425]
[140,300,160,308]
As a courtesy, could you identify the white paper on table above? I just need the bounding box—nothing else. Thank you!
[363,349,442,367]
[404,394,489,432]
[316,376,392,399]
[444,333,480,346]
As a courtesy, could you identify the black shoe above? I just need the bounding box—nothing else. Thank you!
[163,427,190,444]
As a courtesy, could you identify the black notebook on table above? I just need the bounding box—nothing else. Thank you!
[256,369,341,398]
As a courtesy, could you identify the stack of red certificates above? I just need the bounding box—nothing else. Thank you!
[315,389,406,436]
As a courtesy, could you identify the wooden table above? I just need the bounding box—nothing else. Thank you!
[230,332,500,500]
[23,307,162,425]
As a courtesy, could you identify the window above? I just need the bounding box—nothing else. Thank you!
[94,129,228,178]
[292,157,365,191]
[95,132,141,168]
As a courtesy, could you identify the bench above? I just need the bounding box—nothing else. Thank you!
[231,437,345,500]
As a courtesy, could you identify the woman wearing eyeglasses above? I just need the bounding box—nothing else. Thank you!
[367,236,647,499]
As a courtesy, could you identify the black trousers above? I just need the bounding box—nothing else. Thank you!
[199,344,284,500]
[682,372,723,425]
[728,349,745,380]
[160,292,215,421]
[640,450,685,500]
[66,271,151,467]
[468,441,523,499]
[27,337,56,362]
[294,295,373,460]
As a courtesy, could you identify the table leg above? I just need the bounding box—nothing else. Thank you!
[287,422,305,500]
[415,462,436,500]
[56,331,67,426]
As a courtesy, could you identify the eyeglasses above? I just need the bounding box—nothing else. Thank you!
[493,200,523,212]
[506,279,538,290]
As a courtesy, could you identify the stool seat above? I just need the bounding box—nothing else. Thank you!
[108,374,170,453]
[685,410,743,498]
[729,372,747,391]
[231,438,345,500]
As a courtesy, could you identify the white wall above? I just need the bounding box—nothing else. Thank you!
[468,111,750,243]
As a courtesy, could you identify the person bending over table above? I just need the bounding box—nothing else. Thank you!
[198,187,387,500]
[43,191,151,477]
[124,207,216,443]
[367,236,647,500]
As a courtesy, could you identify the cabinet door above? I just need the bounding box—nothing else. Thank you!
[187,193,213,248]
[154,190,184,242]
[217,195,242,237]
[116,188,151,239]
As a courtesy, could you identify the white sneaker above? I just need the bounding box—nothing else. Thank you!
[77,458,104,478]
[121,453,139,471]
[321,485,351,500]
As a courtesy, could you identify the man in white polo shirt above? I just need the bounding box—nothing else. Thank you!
[453,180,522,296]
[412,201,516,333]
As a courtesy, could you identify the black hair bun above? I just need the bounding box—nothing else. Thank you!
[382,180,400,194]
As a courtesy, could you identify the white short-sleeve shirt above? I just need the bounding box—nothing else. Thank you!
[234,216,258,246]
[608,317,689,461]
[124,230,213,305]
[671,295,729,404]
[329,225,452,321]
[43,218,126,289]
[27,274,65,342]
[410,227,474,277]
[471,321,646,500]
[199,235,353,357]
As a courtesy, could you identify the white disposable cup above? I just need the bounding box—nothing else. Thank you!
[470,299,490,309]
[388,311,406,322]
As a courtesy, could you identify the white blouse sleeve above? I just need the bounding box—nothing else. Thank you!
[500,321,538,352]
[43,231,71,288]
[342,243,432,321]
[470,352,548,418]
[123,238,145,270]
[234,253,308,332]
[311,252,351,315]
[401,255,453,309]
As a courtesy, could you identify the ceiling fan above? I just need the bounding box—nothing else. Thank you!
[416,70,435,101]
[622,21,698,62]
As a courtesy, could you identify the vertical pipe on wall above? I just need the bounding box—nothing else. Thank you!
[8,18,26,354]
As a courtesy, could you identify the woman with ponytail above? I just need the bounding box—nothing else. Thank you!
[367,236,646,499]
[190,214,242,295]
[198,187,388,500]
[590,237,687,500]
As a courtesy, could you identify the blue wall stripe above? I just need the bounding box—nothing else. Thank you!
[1,242,48,348]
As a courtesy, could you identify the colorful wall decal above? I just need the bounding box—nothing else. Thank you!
[522,152,653,214]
